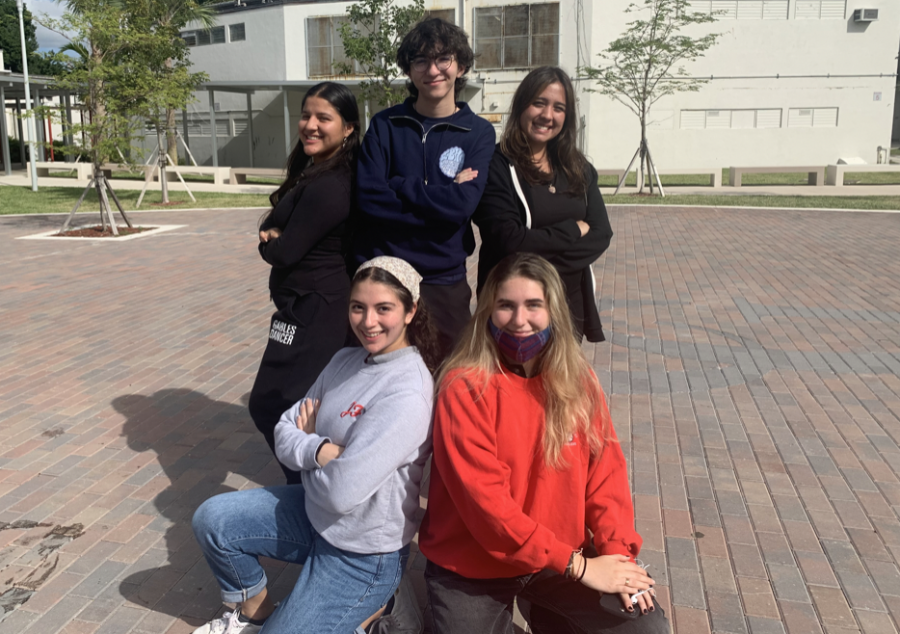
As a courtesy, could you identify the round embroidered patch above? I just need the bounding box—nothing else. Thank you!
[439,146,466,178]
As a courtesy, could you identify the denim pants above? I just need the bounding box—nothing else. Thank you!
[425,561,669,634]
[192,485,408,634]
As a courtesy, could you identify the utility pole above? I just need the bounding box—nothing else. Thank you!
[16,0,39,191]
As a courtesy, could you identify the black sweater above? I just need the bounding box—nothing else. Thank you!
[258,165,352,300]
[472,147,613,342]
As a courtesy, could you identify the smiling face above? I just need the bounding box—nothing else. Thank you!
[491,276,551,339]
[408,50,462,110]
[349,280,416,357]
[519,82,567,153]
[298,95,352,162]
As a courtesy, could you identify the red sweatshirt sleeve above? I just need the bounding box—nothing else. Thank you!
[432,375,574,574]
[584,387,642,560]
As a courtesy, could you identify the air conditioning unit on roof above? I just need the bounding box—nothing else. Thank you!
[853,8,879,22]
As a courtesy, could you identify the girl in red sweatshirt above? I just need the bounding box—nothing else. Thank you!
[418,253,669,634]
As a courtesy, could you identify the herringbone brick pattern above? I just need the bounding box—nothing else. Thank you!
[0,207,899,634]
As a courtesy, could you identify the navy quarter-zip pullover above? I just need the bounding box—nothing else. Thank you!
[352,98,496,285]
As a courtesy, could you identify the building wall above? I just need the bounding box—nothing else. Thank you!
[178,0,900,171]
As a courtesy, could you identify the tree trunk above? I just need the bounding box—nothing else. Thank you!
[165,58,178,164]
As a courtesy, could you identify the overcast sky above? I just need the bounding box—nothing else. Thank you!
[27,0,71,51]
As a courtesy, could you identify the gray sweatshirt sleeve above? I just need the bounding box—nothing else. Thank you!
[273,399,332,471]
[303,390,433,515]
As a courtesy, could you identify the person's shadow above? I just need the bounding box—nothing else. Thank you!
[113,389,300,625]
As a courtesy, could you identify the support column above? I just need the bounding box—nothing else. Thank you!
[283,88,291,159]
[64,94,74,162]
[34,88,45,161]
[246,92,254,168]
[208,90,218,167]
[15,99,25,169]
[0,87,10,176]
[182,108,190,162]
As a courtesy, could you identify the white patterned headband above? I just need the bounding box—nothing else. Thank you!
[355,256,423,303]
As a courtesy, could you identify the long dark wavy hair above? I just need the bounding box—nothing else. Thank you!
[267,82,361,209]
[352,267,442,375]
[500,66,587,198]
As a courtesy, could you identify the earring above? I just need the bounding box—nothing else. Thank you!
[342,136,348,148]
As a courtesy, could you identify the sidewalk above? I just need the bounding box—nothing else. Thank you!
[5,167,900,197]
[1,206,900,634]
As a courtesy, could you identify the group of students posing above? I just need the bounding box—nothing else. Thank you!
[190,17,668,634]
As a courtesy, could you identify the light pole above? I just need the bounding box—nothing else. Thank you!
[16,0,39,191]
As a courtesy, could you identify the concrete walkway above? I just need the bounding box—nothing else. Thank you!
[5,168,900,197]
[1,207,900,634]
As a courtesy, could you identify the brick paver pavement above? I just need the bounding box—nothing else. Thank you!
[1,206,900,634]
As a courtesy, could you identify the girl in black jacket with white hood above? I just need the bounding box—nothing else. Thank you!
[473,66,613,342]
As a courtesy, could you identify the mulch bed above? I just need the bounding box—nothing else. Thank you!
[54,225,153,238]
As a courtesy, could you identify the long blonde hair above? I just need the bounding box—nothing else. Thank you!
[438,253,611,468]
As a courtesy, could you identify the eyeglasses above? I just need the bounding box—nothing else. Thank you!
[410,54,455,72]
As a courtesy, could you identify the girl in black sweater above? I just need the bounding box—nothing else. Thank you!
[473,67,613,342]
[249,82,359,484]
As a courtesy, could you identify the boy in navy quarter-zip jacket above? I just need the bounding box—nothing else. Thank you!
[352,17,495,360]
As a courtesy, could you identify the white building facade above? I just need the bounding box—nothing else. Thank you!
[173,0,899,171]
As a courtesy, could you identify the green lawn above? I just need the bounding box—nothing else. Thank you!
[605,193,900,210]
[597,168,900,187]
[0,185,271,215]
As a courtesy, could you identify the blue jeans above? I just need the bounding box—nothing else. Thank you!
[192,485,408,634]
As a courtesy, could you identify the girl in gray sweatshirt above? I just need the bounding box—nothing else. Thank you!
[191,256,441,634]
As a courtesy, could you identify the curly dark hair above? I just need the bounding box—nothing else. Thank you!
[396,17,474,100]
[351,267,442,374]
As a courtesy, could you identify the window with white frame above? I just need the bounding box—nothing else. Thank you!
[307,16,362,77]
[787,107,838,127]
[183,25,226,46]
[474,4,559,70]
[795,0,845,19]
[680,109,782,129]
[690,0,788,19]
[229,23,246,42]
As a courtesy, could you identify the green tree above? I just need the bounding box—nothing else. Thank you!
[146,0,215,164]
[582,0,720,194]
[41,0,206,224]
[336,0,424,108]
[0,0,40,73]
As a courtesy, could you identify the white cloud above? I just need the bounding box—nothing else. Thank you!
[26,0,72,51]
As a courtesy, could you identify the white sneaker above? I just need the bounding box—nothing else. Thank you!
[191,609,262,634]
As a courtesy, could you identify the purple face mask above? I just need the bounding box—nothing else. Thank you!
[489,319,552,364]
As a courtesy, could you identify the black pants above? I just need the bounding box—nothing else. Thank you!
[420,279,473,363]
[248,290,349,484]
[425,561,668,634]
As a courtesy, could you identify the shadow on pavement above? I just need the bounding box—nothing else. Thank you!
[112,388,290,624]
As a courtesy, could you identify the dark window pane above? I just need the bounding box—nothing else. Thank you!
[503,35,528,67]
[197,29,211,45]
[229,23,246,42]
[181,32,197,46]
[504,5,529,36]
[475,8,502,38]
[531,34,558,66]
[531,4,559,35]
[308,46,331,77]
[475,40,501,69]
[210,26,226,44]
[307,17,330,47]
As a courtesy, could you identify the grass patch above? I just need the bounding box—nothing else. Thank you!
[0,185,271,215]
[604,193,900,210]
[597,168,900,187]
